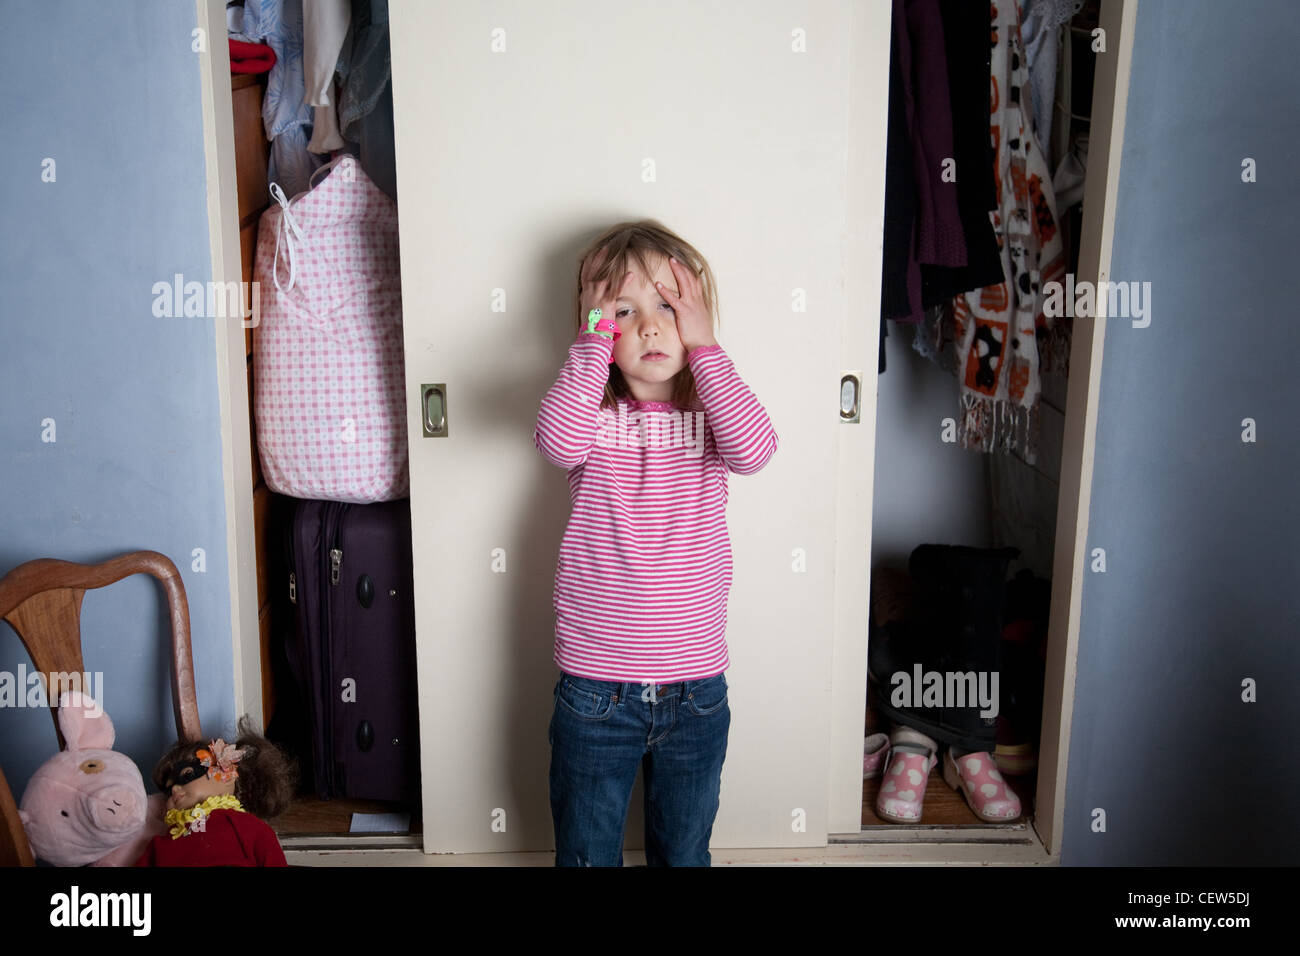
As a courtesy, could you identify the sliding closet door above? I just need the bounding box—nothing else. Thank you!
[389,0,890,854]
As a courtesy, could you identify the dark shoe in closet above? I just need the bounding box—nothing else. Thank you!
[869,544,1020,753]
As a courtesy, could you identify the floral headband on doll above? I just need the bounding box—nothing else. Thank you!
[161,739,248,790]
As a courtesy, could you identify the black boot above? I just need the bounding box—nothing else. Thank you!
[869,544,1019,753]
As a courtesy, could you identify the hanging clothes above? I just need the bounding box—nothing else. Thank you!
[1053,133,1089,213]
[915,0,1071,465]
[900,0,966,277]
[917,0,1006,310]
[1020,0,1084,159]
[879,0,1004,371]
[877,0,915,372]
[228,39,276,75]
[880,0,966,330]
[230,0,325,199]
[303,0,352,154]
[335,0,397,201]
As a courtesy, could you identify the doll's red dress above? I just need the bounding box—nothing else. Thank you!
[134,809,287,867]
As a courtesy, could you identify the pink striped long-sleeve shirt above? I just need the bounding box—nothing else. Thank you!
[534,331,778,682]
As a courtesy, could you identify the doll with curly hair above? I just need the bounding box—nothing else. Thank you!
[134,716,297,867]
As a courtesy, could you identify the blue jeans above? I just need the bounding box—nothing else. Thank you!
[548,671,730,866]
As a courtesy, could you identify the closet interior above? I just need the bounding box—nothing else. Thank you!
[225,0,420,848]
[862,0,1098,832]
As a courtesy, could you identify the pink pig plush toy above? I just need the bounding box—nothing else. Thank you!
[17,691,167,866]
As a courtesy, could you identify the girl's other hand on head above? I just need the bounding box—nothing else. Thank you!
[657,257,717,354]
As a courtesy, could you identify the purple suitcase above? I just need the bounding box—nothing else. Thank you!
[279,495,421,805]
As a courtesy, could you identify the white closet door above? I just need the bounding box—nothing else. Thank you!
[390,0,890,854]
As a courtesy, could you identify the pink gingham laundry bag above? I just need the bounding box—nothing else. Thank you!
[252,155,409,502]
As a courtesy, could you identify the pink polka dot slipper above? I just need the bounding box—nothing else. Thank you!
[942,748,1022,822]
[875,727,939,823]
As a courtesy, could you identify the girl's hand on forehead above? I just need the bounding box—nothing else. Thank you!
[657,257,717,354]
[580,248,635,319]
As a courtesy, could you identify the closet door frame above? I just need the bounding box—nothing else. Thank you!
[197,0,264,738]
[1030,0,1137,856]
[198,0,1137,863]
[826,0,1138,857]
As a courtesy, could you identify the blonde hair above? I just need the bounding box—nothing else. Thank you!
[574,219,720,410]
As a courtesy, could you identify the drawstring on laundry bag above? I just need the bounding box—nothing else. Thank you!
[269,181,305,292]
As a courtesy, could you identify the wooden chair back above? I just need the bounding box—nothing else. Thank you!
[0,551,202,866]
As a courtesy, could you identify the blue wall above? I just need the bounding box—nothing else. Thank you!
[1061,0,1300,864]
[0,1,235,800]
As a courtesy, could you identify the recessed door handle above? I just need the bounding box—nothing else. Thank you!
[840,371,862,423]
[422,383,448,437]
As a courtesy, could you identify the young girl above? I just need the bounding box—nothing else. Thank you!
[534,220,778,866]
[134,716,296,867]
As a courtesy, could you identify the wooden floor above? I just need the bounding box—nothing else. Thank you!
[271,796,422,836]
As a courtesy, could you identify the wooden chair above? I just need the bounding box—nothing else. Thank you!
[0,551,200,866]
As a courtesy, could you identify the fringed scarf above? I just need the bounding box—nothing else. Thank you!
[915,0,1071,465]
